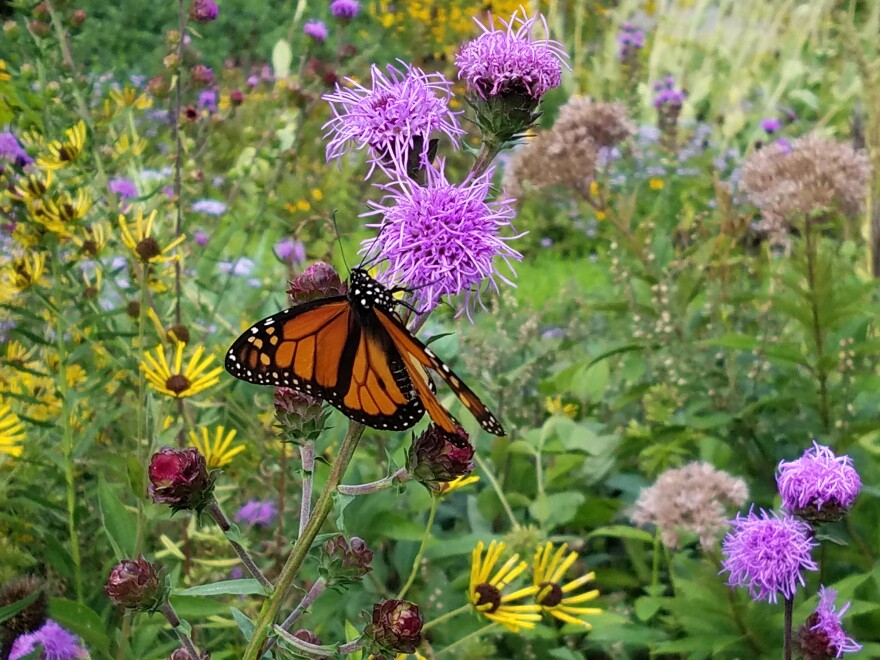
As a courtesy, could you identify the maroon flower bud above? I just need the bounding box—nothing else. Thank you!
[0,576,48,652]
[28,20,51,37]
[292,629,322,645]
[69,9,87,28]
[105,555,166,611]
[407,425,475,486]
[229,89,244,106]
[168,647,210,660]
[320,535,373,586]
[147,75,171,98]
[365,599,422,655]
[321,70,339,88]
[148,447,215,513]
[190,64,215,87]
[274,387,327,442]
[287,261,346,304]
[189,0,219,23]
[338,44,358,59]
[32,3,49,20]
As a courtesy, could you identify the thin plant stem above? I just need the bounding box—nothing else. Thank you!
[161,601,203,658]
[802,218,831,431]
[206,498,272,591]
[422,603,472,632]
[299,441,315,538]
[474,454,518,528]
[397,497,438,599]
[437,623,498,657]
[650,527,662,589]
[265,578,327,652]
[242,422,366,660]
[783,596,793,660]
[272,627,334,657]
[173,0,186,325]
[471,142,503,179]
[275,442,286,571]
[337,467,409,496]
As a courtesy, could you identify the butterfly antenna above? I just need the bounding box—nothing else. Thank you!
[357,221,390,270]
[330,210,351,275]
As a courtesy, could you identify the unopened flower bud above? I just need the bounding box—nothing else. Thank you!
[408,425,475,486]
[147,75,171,98]
[292,629,322,645]
[287,261,346,304]
[148,447,215,513]
[189,0,219,23]
[28,20,51,37]
[69,9,86,28]
[229,89,244,106]
[190,64,214,87]
[365,599,422,655]
[168,647,209,660]
[3,20,20,37]
[274,387,327,442]
[320,535,373,587]
[163,53,182,71]
[105,555,166,611]
[0,576,48,649]
[32,3,49,20]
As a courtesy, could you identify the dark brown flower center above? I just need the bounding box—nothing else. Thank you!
[136,237,161,260]
[165,374,191,394]
[168,324,190,344]
[474,583,502,613]
[59,145,77,162]
[82,239,98,256]
[538,581,564,607]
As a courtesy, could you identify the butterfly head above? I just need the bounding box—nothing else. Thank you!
[348,268,397,314]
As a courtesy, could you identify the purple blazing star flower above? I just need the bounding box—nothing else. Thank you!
[360,159,522,318]
[197,89,218,113]
[109,177,138,199]
[274,238,306,265]
[234,499,278,526]
[193,229,209,246]
[304,20,329,42]
[777,441,861,520]
[617,22,645,60]
[652,76,686,109]
[9,620,88,660]
[0,130,33,167]
[721,508,818,604]
[455,9,570,101]
[761,117,782,134]
[189,0,218,23]
[797,587,862,658]
[330,0,360,18]
[191,199,227,215]
[323,62,463,177]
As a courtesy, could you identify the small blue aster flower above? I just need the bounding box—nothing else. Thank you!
[304,20,329,42]
[797,587,862,658]
[9,620,87,659]
[721,508,818,604]
[777,441,861,522]
[274,238,306,265]
[191,199,227,215]
[109,177,138,199]
[360,159,522,318]
[0,130,33,167]
[235,499,278,526]
[322,61,463,178]
[197,89,218,113]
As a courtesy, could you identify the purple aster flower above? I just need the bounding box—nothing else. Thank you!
[323,62,463,177]
[775,137,793,155]
[197,89,218,113]
[0,130,33,167]
[761,117,782,134]
[193,229,209,246]
[109,177,138,199]
[652,77,686,109]
[360,159,522,318]
[191,199,227,215]
[777,441,861,522]
[330,0,360,18]
[234,499,278,526]
[189,0,218,23]
[218,258,255,276]
[721,508,818,604]
[617,22,645,60]
[9,619,87,659]
[247,74,260,87]
[274,238,306,265]
[797,586,862,659]
[304,20,329,42]
[455,9,569,101]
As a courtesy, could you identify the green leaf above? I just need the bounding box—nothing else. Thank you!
[345,620,363,660]
[231,608,255,641]
[176,579,268,597]
[271,39,292,79]
[0,591,40,624]
[49,598,111,658]
[633,596,665,621]
[586,525,655,543]
[168,595,230,619]
[98,476,137,560]
[528,491,585,527]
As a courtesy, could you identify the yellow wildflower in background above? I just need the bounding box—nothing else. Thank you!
[469,540,542,632]
[32,190,92,236]
[9,253,47,290]
[112,133,147,158]
[649,178,665,190]
[39,121,87,169]
[532,542,601,629]
[0,60,10,82]
[0,398,25,458]
[72,221,111,257]
[141,340,223,398]
[110,86,153,110]
[189,425,245,469]
[545,396,577,418]
[438,474,480,496]
[119,209,185,264]
[10,169,53,204]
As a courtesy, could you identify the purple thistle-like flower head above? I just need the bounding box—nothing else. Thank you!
[761,117,782,134]
[360,159,522,318]
[109,178,138,199]
[189,0,218,23]
[617,22,645,60]
[652,77,686,109]
[330,0,360,19]
[197,89,218,113]
[274,238,306,265]
[777,441,861,522]
[721,508,818,604]
[0,131,33,167]
[304,20,329,42]
[797,587,862,659]
[455,9,569,101]
[322,62,463,178]
[234,499,278,527]
[9,619,88,659]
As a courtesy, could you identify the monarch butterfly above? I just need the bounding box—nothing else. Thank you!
[225,268,505,436]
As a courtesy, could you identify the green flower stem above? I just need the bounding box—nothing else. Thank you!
[396,496,438,599]
[242,422,366,660]
[422,603,472,632]
[161,601,202,658]
[337,467,409,496]
[471,141,503,179]
[277,578,326,636]
[206,498,272,591]
[474,454,518,528]
[802,218,831,431]
[299,441,315,537]
[172,0,187,325]
[783,596,793,660]
[272,626,335,657]
[437,622,498,656]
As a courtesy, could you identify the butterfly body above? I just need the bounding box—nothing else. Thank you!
[226,268,505,436]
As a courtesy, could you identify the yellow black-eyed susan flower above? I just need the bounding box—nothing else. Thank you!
[532,542,601,629]
[119,209,185,264]
[110,86,153,110]
[545,396,578,418]
[9,253,47,290]
[437,474,480,496]
[469,540,542,632]
[32,190,92,236]
[0,398,25,458]
[10,169,53,204]
[141,340,222,399]
[39,121,87,170]
[72,221,110,257]
[188,425,245,469]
